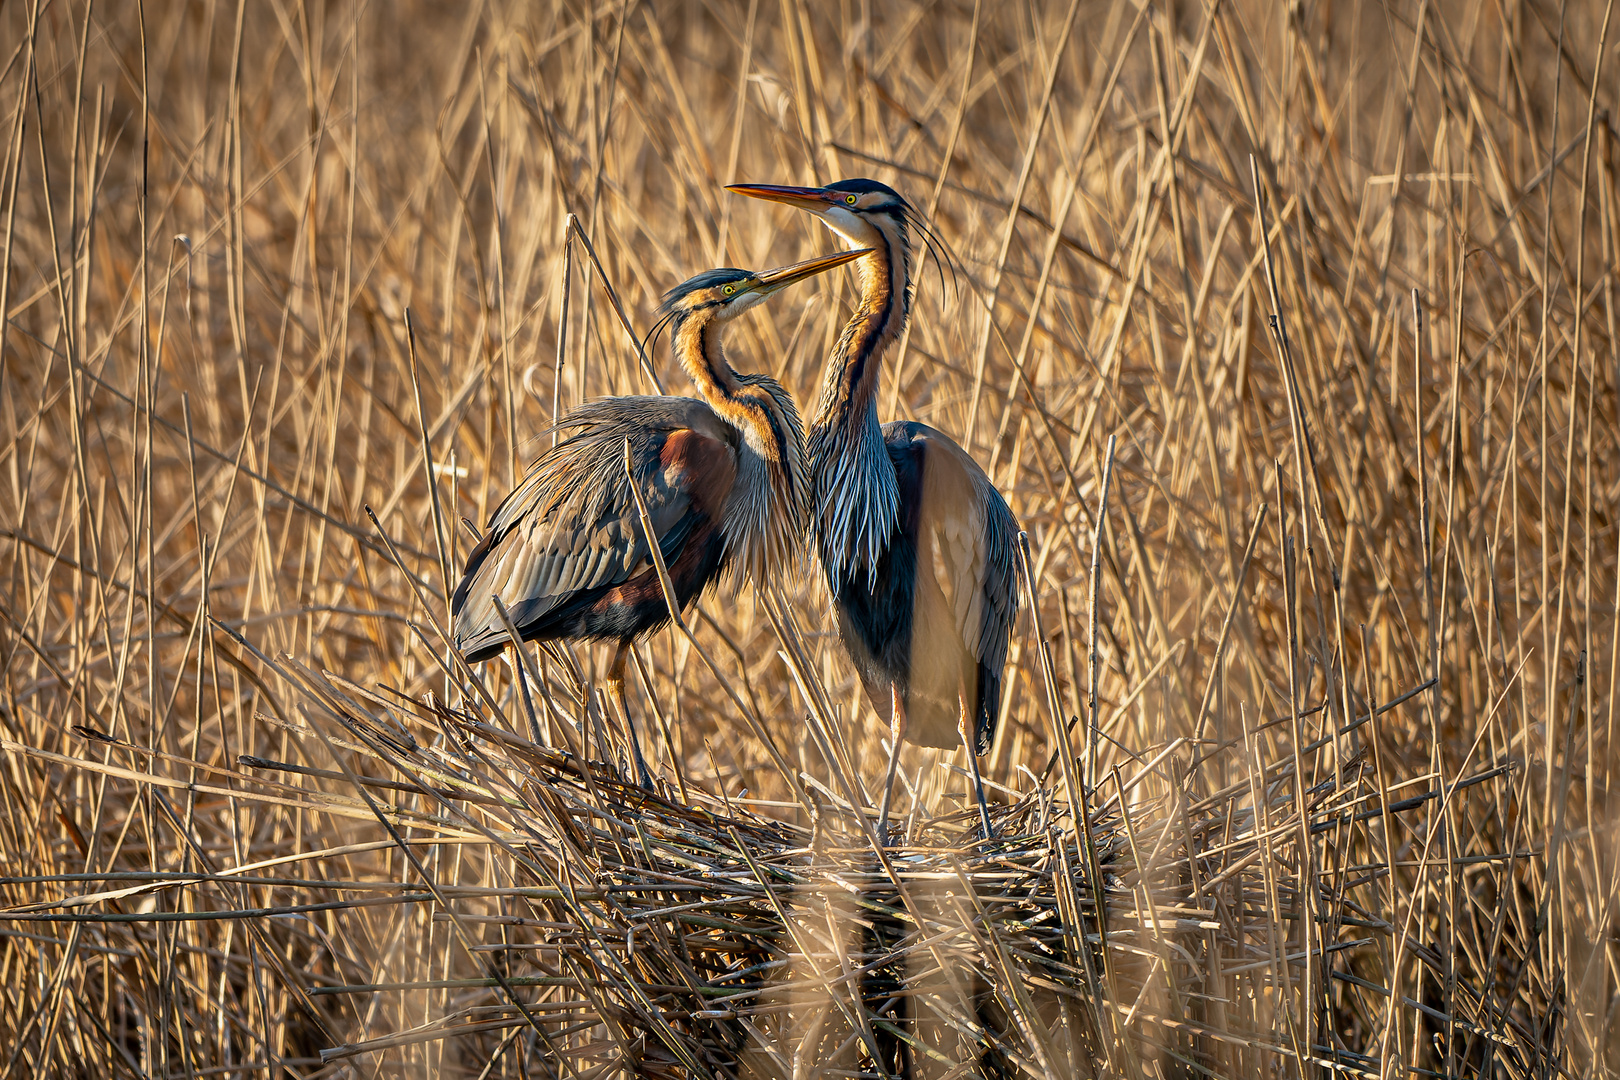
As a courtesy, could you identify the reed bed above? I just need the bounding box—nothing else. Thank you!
[1,0,1615,1075]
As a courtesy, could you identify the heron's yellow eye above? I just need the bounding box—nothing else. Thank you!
[724,284,735,295]
[846,194,858,205]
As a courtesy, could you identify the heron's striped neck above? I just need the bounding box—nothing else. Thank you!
[675,319,743,405]
[808,217,911,586]
[674,317,808,590]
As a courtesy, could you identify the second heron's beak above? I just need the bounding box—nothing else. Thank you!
[726,182,840,212]
[749,247,871,296]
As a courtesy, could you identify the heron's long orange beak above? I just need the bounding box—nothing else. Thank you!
[726,182,841,211]
[751,247,870,294]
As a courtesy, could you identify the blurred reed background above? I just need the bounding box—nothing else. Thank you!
[0,0,1616,1075]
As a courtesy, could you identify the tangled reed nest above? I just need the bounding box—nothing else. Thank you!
[92,639,1518,1080]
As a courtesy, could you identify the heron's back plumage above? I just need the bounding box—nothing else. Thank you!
[451,397,738,661]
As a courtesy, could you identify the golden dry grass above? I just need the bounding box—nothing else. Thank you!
[1,0,1617,1076]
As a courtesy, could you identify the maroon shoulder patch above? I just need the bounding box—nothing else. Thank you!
[659,428,738,514]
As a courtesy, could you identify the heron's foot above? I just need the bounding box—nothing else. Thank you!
[971,781,996,843]
[873,796,895,846]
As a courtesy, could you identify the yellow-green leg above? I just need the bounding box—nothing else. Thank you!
[959,676,994,840]
[876,684,906,842]
[605,641,653,789]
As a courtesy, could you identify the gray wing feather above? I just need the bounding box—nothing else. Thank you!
[973,472,1019,674]
[452,397,730,655]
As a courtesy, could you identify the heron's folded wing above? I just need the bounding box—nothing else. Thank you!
[483,395,719,537]
[911,431,1020,669]
[451,399,732,653]
[968,473,1019,677]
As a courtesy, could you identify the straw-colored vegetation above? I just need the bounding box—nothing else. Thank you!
[2,0,1616,1076]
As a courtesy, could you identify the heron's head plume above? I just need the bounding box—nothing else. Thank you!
[725,178,955,302]
[725,178,906,247]
[646,249,870,347]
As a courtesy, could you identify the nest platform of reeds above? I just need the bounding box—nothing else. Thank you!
[115,650,1517,1080]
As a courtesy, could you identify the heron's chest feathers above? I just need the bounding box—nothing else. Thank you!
[808,401,899,589]
[716,380,809,590]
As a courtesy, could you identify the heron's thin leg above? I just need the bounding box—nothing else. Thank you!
[877,684,906,842]
[959,676,994,840]
[606,641,653,789]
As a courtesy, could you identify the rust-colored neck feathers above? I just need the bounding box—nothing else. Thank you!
[672,309,807,588]
[810,216,911,436]
[675,319,743,414]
